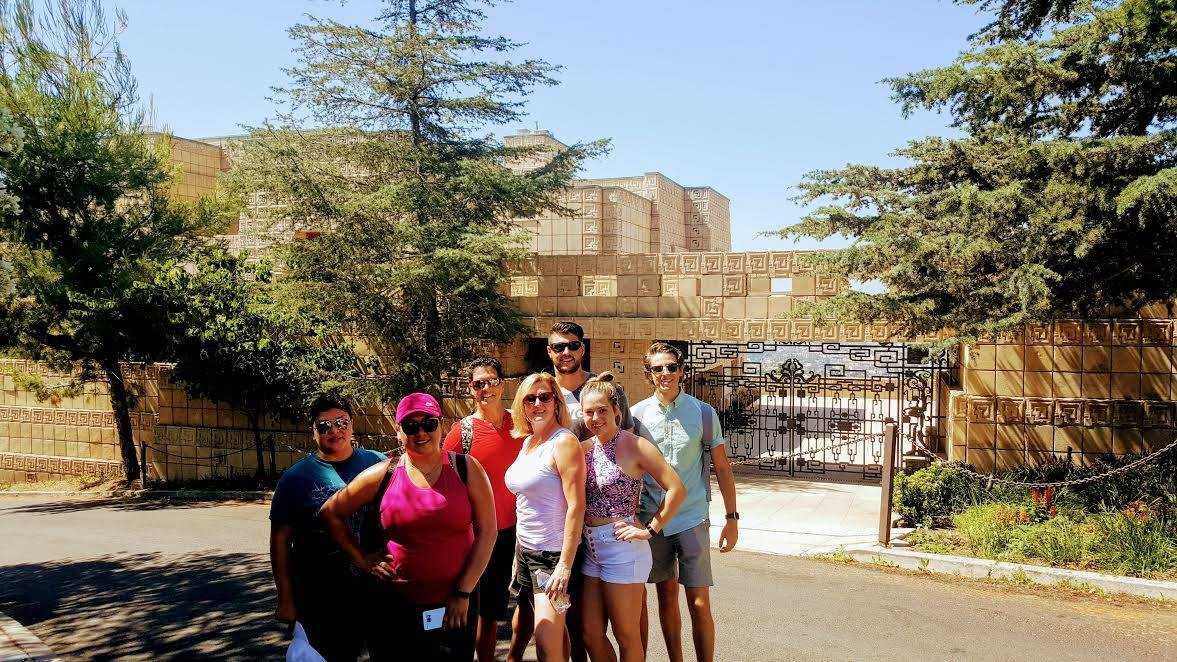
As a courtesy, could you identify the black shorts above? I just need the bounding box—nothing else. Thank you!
[510,544,584,606]
[479,526,517,621]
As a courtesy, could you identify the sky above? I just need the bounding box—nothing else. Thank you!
[115,0,985,251]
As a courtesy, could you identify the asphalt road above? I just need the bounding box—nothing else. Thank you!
[0,495,1173,661]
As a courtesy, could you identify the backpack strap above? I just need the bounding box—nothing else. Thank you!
[374,457,397,504]
[460,416,475,455]
[361,458,397,552]
[699,402,715,503]
[452,451,469,485]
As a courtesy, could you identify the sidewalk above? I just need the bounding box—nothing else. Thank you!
[707,471,899,556]
[0,612,58,662]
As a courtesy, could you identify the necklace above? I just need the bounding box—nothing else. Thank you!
[406,456,444,484]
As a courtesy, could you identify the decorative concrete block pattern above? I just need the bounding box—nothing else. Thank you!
[951,319,1177,469]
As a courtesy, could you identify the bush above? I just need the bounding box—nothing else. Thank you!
[953,503,1024,558]
[932,501,1177,578]
[1001,448,1177,517]
[1091,510,1177,579]
[894,462,984,527]
[1009,516,1096,567]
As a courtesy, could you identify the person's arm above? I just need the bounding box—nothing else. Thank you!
[319,459,399,579]
[712,434,739,553]
[615,435,686,542]
[547,430,586,600]
[445,457,498,630]
[269,522,297,624]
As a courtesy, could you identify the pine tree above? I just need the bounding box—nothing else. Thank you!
[778,0,1177,340]
[0,1,219,481]
[225,0,604,396]
[167,249,359,480]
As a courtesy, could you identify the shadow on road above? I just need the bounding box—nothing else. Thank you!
[0,495,270,515]
[0,551,282,660]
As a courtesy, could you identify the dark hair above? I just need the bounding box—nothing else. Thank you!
[549,321,585,341]
[644,341,685,371]
[466,355,504,380]
[309,393,353,421]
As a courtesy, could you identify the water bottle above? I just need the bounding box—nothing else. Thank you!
[535,569,571,614]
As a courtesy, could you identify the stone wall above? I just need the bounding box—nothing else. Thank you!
[6,248,1175,483]
[947,319,1177,471]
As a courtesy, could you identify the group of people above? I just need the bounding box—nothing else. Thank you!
[270,322,740,662]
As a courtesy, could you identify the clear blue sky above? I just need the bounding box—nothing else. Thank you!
[116,0,984,251]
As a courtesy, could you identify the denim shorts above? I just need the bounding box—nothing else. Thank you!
[581,520,653,585]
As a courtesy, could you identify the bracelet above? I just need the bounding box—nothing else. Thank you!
[452,588,472,599]
[645,524,658,537]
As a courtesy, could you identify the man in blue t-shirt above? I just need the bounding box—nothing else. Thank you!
[270,394,386,661]
[632,342,739,662]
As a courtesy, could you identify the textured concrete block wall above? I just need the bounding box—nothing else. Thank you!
[949,318,1177,471]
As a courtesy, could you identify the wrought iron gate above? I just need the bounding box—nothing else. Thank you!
[685,341,955,481]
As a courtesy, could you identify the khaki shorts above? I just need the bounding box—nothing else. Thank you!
[645,520,713,587]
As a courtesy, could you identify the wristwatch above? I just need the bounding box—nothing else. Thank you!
[452,588,472,599]
[645,524,659,537]
[725,512,740,521]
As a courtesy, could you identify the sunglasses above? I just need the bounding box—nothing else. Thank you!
[648,364,681,374]
[523,392,555,406]
[548,341,583,354]
[401,417,441,435]
[470,377,503,390]
[314,416,351,435]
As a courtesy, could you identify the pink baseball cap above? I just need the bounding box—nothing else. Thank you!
[395,392,442,423]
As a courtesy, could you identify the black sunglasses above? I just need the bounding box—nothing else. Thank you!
[548,340,583,354]
[401,417,440,435]
[523,392,554,405]
[314,416,351,435]
[470,377,503,390]
[648,364,681,374]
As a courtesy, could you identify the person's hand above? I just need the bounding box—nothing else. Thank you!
[274,597,297,625]
[718,519,738,553]
[614,520,652,542]
[545,561,571,602]
[356,552,400,581]
[444,595,470,629]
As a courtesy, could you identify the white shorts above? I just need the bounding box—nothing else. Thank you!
[581,520,653,585]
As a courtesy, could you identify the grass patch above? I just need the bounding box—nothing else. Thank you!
[908,501,1177,580]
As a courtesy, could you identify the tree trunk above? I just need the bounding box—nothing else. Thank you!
[250,408,265,481]
[103,361,141,483]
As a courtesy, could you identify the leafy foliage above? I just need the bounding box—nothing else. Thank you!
[166,247,360,477]
[0,1,218,479]
[225,0,605,397]
[893,462,986,526]
[778,0,1177,340]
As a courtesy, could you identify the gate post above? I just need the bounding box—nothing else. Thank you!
[878,418,898,547]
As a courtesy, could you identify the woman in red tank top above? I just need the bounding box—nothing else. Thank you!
[322,393,498,661]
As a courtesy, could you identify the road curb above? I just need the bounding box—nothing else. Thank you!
[0,489,273,500]
[844,545,1177,600]
[0,611,59,662]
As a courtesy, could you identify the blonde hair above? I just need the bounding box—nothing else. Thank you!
[511,372,572,438]
[579,371,622,425]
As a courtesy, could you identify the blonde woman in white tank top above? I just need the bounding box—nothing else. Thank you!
[503,372,585,662]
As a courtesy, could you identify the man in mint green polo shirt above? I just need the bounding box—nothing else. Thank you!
[632,341,738,662]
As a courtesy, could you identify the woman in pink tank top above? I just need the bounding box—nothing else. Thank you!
[321,393,497,661]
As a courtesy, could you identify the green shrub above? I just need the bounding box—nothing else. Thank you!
[1091,512,1177,579]
[1009,516,1096,567]
[953,503,1024,558]
[905,528,967,556]
[894,462,984,527]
